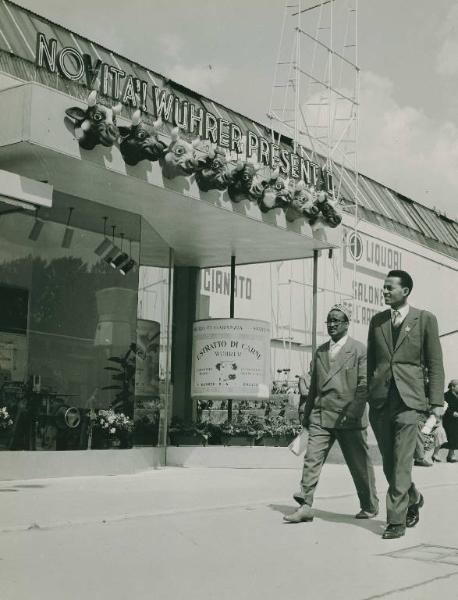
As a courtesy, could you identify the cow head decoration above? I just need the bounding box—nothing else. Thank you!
[118,111,166,166]
[227,162,261,203]
[258,169,291,213]
[160,128,199,179]
[65,90,122,150]
[193,142,231,192]
[285,181,321,222]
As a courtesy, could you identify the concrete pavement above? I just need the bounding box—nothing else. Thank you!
[1,457,458,600]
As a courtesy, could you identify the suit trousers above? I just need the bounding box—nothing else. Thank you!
[300,422,379,513]
[369,383,422,525]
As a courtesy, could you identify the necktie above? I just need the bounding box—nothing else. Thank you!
[392,310,402,328]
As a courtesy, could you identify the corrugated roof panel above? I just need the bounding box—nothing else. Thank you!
[383,187,422,230]
[360,178,395,218]
[415,204,448,242]
[0,1,32,60]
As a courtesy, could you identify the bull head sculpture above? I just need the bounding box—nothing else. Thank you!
[193,142,231,192]
[257,169,291,213]
[118,111,166,166]
[160,128,199,179]
[65,90,122,150]
[227,162,261,203]
[285,181,321,222]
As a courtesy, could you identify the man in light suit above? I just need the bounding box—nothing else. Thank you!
[284,304,379,523]
[367,270,444,539]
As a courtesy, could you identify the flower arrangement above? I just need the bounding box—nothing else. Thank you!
[0,407,13,430]
[264,416,301,438]
[96,409,133,437]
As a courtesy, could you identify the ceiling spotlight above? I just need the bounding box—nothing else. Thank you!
[104,246,121,266]
[119,259,136,276]
[28,207,44,241]
[61,207,74,248]
[95,237,114,256]
[109,233,128,269]
[94,217,114,257]
[110,252,129,269]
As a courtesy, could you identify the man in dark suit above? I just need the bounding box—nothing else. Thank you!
[367,270,444,539]
[284,304,379,523]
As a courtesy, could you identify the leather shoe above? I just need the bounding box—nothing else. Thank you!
[406,493,424,528]
[447,457,458,463]
[293,492,306,506]
[414,458,433,467]
[432,456,442,462]
[283,506,314,523]
[355,509,379,519]
[382,524,405,539]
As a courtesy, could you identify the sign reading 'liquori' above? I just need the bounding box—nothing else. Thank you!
[191,319,271,399]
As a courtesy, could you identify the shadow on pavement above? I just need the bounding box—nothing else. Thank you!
[269,503,385,536]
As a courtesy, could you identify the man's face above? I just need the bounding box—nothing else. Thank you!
[383,276,409,307]
[450,381,458,396]
[326,310,349,341]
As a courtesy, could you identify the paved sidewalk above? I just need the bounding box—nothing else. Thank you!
[1,460,458,600]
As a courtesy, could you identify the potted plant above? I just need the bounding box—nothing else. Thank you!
[0,406,14,450]
[168,418,207,446]
[222,414,264,446]
[91,409,134,449]
[263,416,301,446]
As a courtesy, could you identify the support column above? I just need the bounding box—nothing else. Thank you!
[171,267,199,423]
[312,250,318,358]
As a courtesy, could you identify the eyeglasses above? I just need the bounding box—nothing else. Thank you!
[325,319,347,325]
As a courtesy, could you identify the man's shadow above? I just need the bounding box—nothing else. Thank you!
[269,504,385,536]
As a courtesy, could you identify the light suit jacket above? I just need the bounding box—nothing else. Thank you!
[301,336,368,430]
[367,306,444,410]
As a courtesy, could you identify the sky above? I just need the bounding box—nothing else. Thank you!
[14,0,458,219]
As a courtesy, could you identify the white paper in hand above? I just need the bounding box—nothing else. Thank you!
[288,429,308,456]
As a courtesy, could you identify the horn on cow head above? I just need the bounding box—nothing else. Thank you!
[87,90,98,107]
[131,110,142,127]
[271,167,280,181]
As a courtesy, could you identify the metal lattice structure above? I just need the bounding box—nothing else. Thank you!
[268,0,360,363]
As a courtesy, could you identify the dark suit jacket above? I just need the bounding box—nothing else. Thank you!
[302,336,368,430]
[367,306,444,411]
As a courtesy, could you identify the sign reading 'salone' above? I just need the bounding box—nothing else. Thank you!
[191,319,271,399]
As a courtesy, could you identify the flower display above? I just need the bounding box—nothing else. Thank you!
[95,409,133,437]
[0,407,13,430]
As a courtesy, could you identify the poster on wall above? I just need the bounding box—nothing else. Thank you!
[191,319,271,399]
[134,319,160,397]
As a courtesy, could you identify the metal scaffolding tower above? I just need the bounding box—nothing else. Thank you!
[268,0,361,364]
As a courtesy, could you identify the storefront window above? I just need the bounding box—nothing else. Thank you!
[0,195,142,450]
[135,218,173,448]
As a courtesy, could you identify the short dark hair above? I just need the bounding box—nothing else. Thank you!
[387,270,413,295]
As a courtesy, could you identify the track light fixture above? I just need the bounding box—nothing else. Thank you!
[94,217,115,256]
[119,238,136,275]
[103,225,119,265]
[110,233,129,268]
[119,258,135,276]
[61,207,74,248]
[28,207,44,241]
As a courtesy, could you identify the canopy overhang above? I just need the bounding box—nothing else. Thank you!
[0,83,337,268]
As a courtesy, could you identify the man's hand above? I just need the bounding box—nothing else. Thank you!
[453,411,458,419]
[431,406,443,421]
